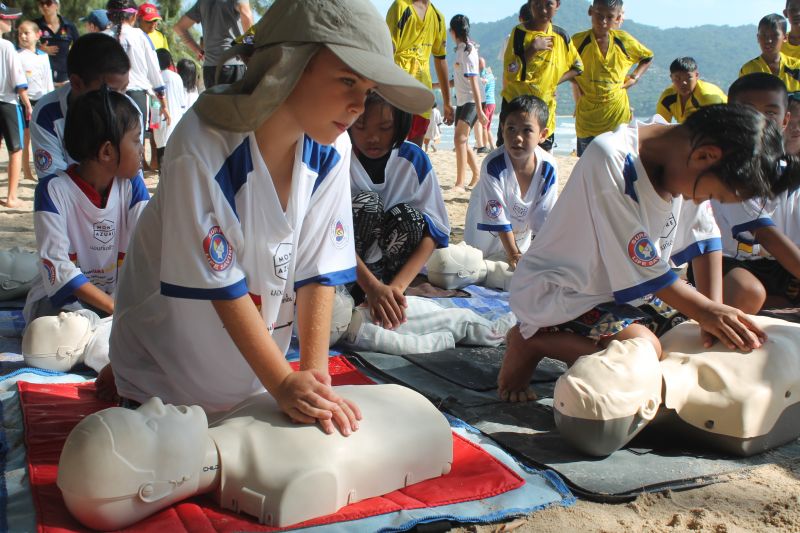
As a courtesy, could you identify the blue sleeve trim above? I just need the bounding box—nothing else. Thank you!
[540,161,556,197]
[15,84,28,91]
[477,223,513,232]
[214,138,253,220]
[33,174,60,214]
[128,172,150,207]
[153,86,165,95]
[670,237,723,267]
[423,214,449,248]
[49,273,89,307]
[731,218,775,238]
[397,142,433,184]
[463,73,478,77]
[486,152,507,180]
[303,136,342,195]
[295,267,357,290]
[160,278,249,300]
[613,269,678,304]
[34,100,63,138]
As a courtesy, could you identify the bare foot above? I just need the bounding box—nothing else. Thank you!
[1,198,21,208]
[497,325,540,403]
[467,176,479,188]
[451,184,467,193]
[24,168,37,181]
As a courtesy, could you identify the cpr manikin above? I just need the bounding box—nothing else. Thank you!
[426,242,514,291]
[22,310,111,373]
[553,316,800,457]
[659,316,800,456]
[328,287,515,354]
[57,385,453,530]
[0,247,38,301]
[553,338,663,456]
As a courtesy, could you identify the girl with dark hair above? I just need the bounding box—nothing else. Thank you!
[499,104,800,402]
[348,93,450,329]
[449,14,488,191]
[106,0,170,148]
[24,87,149,323]
[176,58,199,107]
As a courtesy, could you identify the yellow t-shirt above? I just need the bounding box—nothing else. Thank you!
[783,39,800,60]
[502,23,583,133]
[147,29,169,51]
[386,0,446,118]
[656,79,727,124]
[739,53,800,92]
[571,29,652,138]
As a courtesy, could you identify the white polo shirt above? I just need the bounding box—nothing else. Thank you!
[453,41,480,105]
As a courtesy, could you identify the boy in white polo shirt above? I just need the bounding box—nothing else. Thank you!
[0,5,33,207]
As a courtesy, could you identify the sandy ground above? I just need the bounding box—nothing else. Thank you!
[2,147,800,532]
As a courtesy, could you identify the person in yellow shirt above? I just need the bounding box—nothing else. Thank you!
[571,0,652,156]
[137,3,168,51]
[740,13,800,93]
[500,0,583,151]
[656,57,727,124]
[784,0,800,59]
[386,0,453,146]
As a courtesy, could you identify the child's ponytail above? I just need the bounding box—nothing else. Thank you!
[449,15,472,53]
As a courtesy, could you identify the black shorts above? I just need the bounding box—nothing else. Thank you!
[722,257,800,302]
[455,102,478,127]
[0,101,23,152]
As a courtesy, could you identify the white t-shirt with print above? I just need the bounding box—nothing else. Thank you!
[453,41,480,105]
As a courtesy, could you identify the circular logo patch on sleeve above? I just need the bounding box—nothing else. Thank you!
[628,232,659,267]
[485,200,503,219]
[34,149,52,172]
[203,226,234,271]
[330,219,348,249]
[42,259,56,285]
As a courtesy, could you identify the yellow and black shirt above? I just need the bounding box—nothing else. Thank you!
[739,53,800,92]
[656,79,727,124]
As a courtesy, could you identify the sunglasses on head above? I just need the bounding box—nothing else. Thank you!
[38,0,55,6]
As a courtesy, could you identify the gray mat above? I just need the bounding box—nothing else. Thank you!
[348,350,800,502]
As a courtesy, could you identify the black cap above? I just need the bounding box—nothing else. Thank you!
[0,3,22,20]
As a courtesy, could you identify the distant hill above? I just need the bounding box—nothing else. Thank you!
[441,0,762,116]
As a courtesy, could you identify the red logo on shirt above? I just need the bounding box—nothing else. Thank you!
[42,259,56,285]
[628,232,659,267]
[485,200,503,219]
[203,226,234,271]
[34,149,52,172]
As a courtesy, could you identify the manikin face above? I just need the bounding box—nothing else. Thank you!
[670,71,699,98]
[661,317,800,439]
[23,312,91,357]
[426,242,487,288]
[757,24,787,56]
[785,101,800,155]
[502,111,548,162]
[554,338,662,421]
[349,102,394,160]
[588,4,622,34]
[283,47,376,146]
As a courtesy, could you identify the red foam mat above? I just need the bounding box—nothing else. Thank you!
[20,356,524,532]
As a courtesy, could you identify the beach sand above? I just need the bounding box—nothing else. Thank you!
[2,148,799,532]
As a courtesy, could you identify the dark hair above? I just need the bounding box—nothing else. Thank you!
[156,48,173,71]
[350,92,411,151]
[593,0,624,8]
[66,33,130,83]
[449,15,473,53]
[728,72,789,108]
[758,13,788,34]
[177,58,198,92]
[669,57,698,74]
[789,91,800,108]
[682,104,800,198]
[64,87,141,163]
[106,0,137,41]
[499,95,549,130]
[519,3,532,23]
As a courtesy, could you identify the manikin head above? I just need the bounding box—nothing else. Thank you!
[660,318,800,442]
[553,339,662,456]
[0,247,39,301]
[426,242,488,290]
[57,398,209,530]
[22,312,93,371]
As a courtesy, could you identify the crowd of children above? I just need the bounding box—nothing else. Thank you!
[2,0,800,440]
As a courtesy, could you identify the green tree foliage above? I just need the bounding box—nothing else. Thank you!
[446,0,760,116]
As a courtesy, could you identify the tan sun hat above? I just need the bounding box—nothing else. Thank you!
[194,0,434,132]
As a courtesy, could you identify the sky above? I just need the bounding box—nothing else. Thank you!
[369,1,789,28]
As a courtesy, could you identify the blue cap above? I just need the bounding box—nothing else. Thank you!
[81,9,109,30]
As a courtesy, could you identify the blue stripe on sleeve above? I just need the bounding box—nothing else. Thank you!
[14,84,28,91]
[295,267,357,290]
[397,141,433,184]
[670,237,723,267]
[423,214,449,247]
[613,270,679,304]
[128,172,150,207]
[33,174,60,214]
[160,279,249,300]
[34,100,63,138]
[477,223,513,232]
[213,139,253,220]
[486,152,506,180]
[49,274,89,306]
[303,136,342,195]
[731,218,775,238]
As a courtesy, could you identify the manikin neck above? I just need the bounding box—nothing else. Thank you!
[196,436,222,493]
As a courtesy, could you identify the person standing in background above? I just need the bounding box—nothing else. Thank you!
[174,0,254,89]
[34,0,79,87]
[137,3,169,51]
